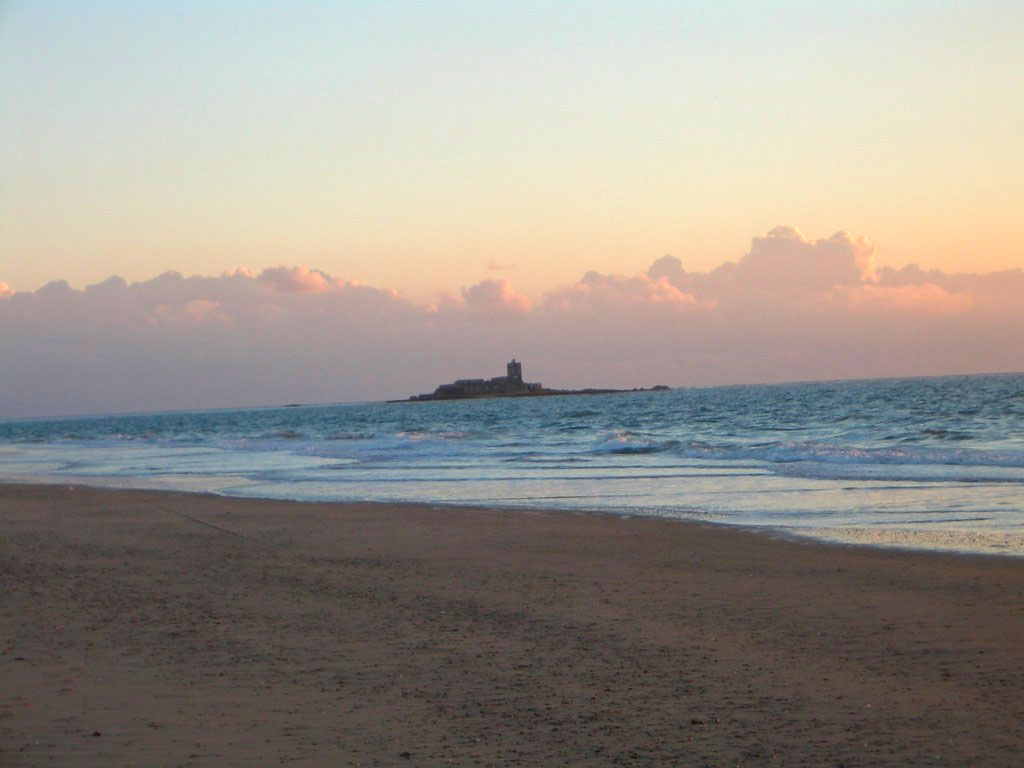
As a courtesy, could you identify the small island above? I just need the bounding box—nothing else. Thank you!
[396,359,670,402]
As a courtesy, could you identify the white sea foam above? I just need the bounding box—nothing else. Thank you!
[787,526,1024,557]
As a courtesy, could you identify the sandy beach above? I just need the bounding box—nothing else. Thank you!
[1,484,1022,767]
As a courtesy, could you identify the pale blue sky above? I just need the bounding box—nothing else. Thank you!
[2,1,1021,298]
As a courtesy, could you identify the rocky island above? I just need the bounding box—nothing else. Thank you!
[397,359,670,402]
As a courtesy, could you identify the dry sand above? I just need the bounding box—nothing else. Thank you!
[1,483,1022,767]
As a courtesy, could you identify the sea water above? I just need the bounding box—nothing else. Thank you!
[2,373,1023,556]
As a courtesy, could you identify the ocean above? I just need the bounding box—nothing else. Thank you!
[2,373,1023,556]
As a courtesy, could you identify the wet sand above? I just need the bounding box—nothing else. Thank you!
[2,483,1022,767]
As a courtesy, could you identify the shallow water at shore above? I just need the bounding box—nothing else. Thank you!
[2,373,1023,555]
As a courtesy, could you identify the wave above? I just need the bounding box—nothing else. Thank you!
[587,434,1024,470]
[14,429,1024,479]
[5,375,1024,499]
[591,431,679,455]
[730,441,1024,470]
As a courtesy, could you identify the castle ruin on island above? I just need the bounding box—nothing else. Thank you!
[410,359,543,401]
[397,359,670,402]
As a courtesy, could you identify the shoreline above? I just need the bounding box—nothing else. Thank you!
[2,482,1023,766]
[2,474,1023,560]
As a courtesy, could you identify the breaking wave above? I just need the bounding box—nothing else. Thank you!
[2,373,1023,555]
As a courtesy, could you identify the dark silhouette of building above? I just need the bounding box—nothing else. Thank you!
[413,359,541,400]
[507,358,523,383]
[398,358,671,402]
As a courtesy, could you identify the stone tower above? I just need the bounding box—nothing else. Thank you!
[507,359,523,383]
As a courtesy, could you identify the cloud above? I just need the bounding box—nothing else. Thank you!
[821,283,974,314]
[647,255,686,283]
[735,227,878,293]
[877,264,1024,312]
[486,259,516,271]
[460,279,533,317]
[1,227,1022,418]
[149,299,233,327]
[258,265,338,293]
[645,228,881,306]
[544,271,704,311]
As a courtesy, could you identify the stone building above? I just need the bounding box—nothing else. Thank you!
[420,359,542,400]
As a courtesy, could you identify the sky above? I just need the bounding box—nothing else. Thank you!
[1,1,1022,417]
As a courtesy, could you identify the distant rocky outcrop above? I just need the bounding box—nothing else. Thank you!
[395,360,671,402]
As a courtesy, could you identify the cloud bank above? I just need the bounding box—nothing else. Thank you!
[2,229,1022,417]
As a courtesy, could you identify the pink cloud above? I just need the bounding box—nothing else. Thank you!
[258,265,338,293]
[822,283,974,314]
[878,264,1024,312]
[223,267,255,279]
[731,227,878,297]
[0,282,12,298]
[2,228,1022,418]
[544,271,704,311]
[460,279,533,317]
[149,299,233,327]
[643,229,880,306]
[647,255,686,283]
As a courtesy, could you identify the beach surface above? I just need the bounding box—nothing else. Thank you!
[1,484,1022,767]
